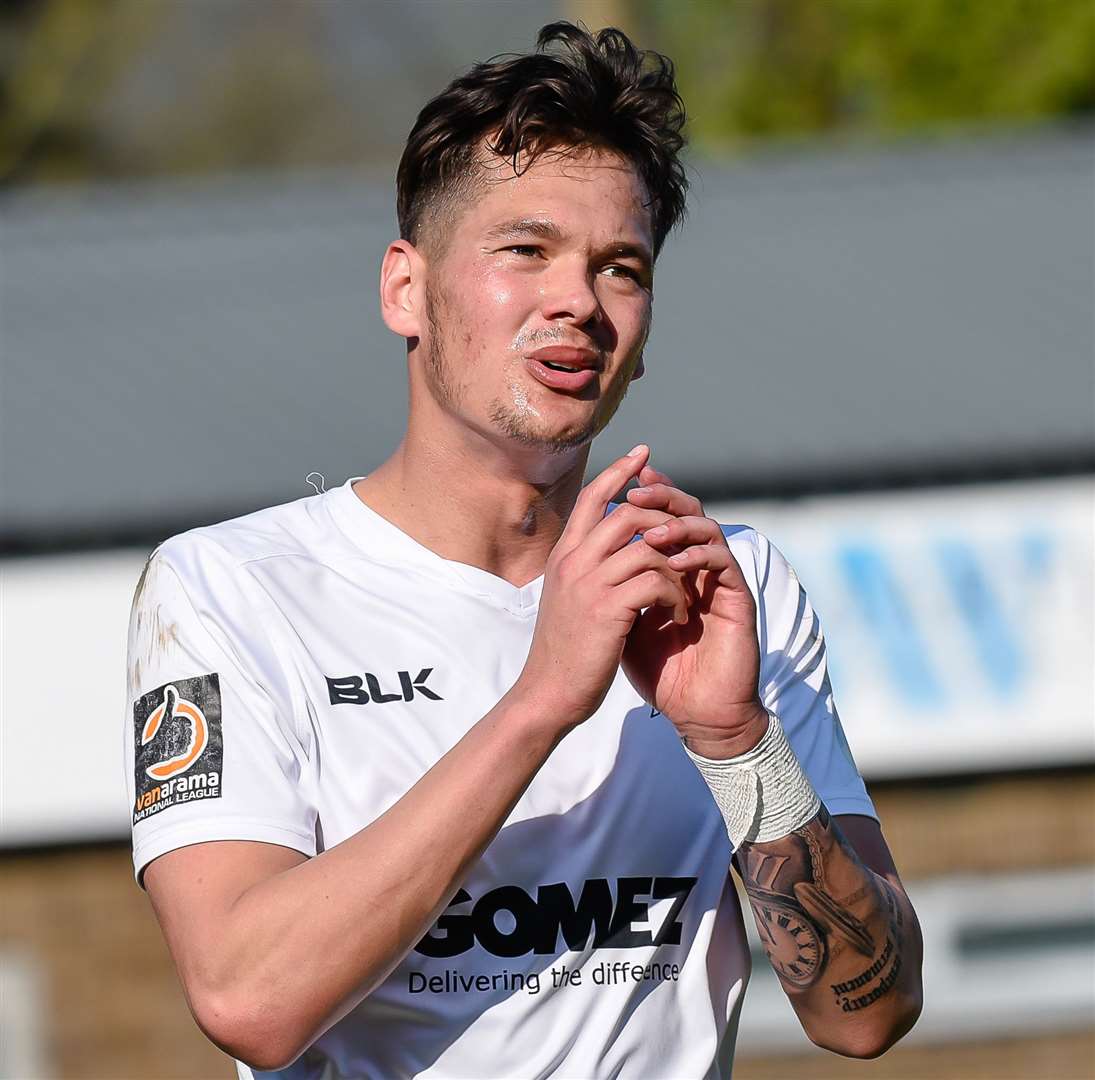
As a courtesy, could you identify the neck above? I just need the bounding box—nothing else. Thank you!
[353,410,590,588]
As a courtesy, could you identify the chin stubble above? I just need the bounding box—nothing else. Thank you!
[487,369,639,455]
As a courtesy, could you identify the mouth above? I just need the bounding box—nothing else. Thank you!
[527,345,601,370]
[524,358,599,392]
[523,345,602,392]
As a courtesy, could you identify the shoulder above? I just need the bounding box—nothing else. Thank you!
[127,496,326,702]
[717,523,801,599]
[715,523,820,657]
[130,492,341,648]
[151,491,335,583]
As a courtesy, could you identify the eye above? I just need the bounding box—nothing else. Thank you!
[602,264,648,286]
[505,245,541,257]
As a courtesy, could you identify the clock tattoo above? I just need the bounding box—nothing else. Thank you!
[749,889,826,987]
[734,805,915,1018]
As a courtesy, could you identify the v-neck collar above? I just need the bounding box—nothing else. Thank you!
[326,477,544,616]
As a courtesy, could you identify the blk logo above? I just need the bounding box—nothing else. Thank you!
[326,669,442,705]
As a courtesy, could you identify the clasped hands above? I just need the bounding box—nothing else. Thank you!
[620,456,768,759]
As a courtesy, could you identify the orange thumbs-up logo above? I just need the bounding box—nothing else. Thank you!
[133,673,223,824]
[142,684,208,780]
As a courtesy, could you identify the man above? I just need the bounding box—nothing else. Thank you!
[126,22,922,1079]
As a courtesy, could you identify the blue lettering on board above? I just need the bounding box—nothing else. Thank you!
[935,540,1025,698]
[838,544,945,709]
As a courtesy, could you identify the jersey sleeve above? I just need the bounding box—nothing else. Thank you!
[749,530,878,820]
[125,535,318,886]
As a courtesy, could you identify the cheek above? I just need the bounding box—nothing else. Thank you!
[447,260,516,311]
[603,290,651,348]
[478,270,540,356]
[479,268,526,314]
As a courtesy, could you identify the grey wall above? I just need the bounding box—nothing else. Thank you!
[3,125,1092,547]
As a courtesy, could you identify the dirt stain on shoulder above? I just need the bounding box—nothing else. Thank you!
[129,556,181,695]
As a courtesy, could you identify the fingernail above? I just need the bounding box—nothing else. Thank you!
[668,551,689,564]
[628,444,647,457]
[646,525,668,538]
[633,485,651,495]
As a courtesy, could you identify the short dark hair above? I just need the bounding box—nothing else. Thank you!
[396,21,688,259]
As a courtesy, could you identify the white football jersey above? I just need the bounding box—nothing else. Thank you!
[125,478,875,1080]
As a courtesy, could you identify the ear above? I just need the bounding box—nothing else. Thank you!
[380,239,425,340]
[631,351,645,381]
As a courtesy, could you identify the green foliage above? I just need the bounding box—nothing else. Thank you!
[3,0,1092,184]
[0,0,358,185]
[638,0,1095,150]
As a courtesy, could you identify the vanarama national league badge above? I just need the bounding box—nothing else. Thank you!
[133,673,223,824]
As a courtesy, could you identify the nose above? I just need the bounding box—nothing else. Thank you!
[539,257,602,327]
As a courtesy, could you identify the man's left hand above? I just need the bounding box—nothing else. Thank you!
[620,463,768,759]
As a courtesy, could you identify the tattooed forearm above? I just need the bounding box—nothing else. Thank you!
[733,805,921,1054]
[835,945,902,1012]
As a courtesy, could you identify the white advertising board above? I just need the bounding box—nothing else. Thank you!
[708,476,1094,779]
[1,478,1092,846]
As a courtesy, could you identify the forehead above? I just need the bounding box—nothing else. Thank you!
[458,146,653,247]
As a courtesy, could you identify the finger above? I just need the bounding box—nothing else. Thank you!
[626,481,703,518]
[582,502,677,562]
[562,445,650,545]
[598,543,689,623]
[641,515,726,552]
[665,541,749,592]
[638,464,673,487]
[598,535,686,588]
[611,569,690,625]
[641,515,751,592]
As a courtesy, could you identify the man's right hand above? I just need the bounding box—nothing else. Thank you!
[513,444,693,731]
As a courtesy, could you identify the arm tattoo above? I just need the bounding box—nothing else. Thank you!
[734,805,905,1013]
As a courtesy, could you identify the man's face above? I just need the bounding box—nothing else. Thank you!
[415,146,654,456]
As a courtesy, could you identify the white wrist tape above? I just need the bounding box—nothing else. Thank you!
[683,713,820,848]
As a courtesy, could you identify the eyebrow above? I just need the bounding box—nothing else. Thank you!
[602,242,653,270]
[482,217,653,269]
[483,218,566,243]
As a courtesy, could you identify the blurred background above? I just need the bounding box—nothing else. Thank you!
[1,0,1093,1076]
